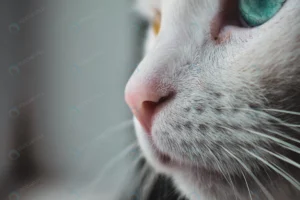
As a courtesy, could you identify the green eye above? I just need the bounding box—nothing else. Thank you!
[239,0,286,27]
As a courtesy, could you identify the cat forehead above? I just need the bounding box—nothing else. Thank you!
[135,0,162,19]
[136,0,223,36]
[136,0,220,12]
[136,0,219,35]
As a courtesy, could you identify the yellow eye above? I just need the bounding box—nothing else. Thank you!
[152,10,161,36]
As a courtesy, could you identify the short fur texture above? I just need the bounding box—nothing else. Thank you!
[126,0,300,200]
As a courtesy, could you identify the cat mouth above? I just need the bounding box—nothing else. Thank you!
[155,150,172,165]
[134,117,182,168]
[149,138,185,169]
[153,147,181,168]
[150,141,217,174]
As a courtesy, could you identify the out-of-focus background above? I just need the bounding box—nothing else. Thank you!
[0,0,148,199]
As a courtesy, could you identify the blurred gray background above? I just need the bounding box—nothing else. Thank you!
[0,0,147,199]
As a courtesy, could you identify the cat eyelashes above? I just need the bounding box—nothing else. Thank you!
[239,0,286,27]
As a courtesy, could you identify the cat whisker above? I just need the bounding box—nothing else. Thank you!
[83,142,139,194]
[266,120,300,128]
[258,147,300,169]
[228,175,239,200]
[263,167,273,184]
[138,164,151,183]
[278,123,300,128]
[241,171,253,200]
[279,124,300,128]
[242,147,300,191]
[119,158,150,200]
[78,119,134,156]
[221,146,275,200]
[239,128,300,156]
[266,129,300,145]
[165,188,181,200]
[127,160,151,197]
[221,107,300,132]
[139,170,157,200]
[262,108,300,116]
[121,158,150,200]
[263,112,300,130]
[220,125,300,154]
[206,145,236,198]
[93,119,134,141]
[280,145,300,157]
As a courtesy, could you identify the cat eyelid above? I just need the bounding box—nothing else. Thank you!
[239,14,252,28]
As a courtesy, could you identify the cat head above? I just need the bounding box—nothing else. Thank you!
[125,0,300,199]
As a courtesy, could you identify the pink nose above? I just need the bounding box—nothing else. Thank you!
[125,75,173,135]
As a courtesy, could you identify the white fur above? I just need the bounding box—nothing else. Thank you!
[127,0,300,199]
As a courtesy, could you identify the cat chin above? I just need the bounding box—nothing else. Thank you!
[133,117,200,198]
[133,117,181,175]
[133,117,204,176]
[133,117,219,200]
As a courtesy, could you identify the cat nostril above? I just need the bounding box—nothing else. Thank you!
[138,93,174,134]
[143,93,173,115]
[143,101,159,115]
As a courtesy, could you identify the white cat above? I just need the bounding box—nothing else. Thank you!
[125,0,300,200]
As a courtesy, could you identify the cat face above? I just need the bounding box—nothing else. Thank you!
[125,0,300,199]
